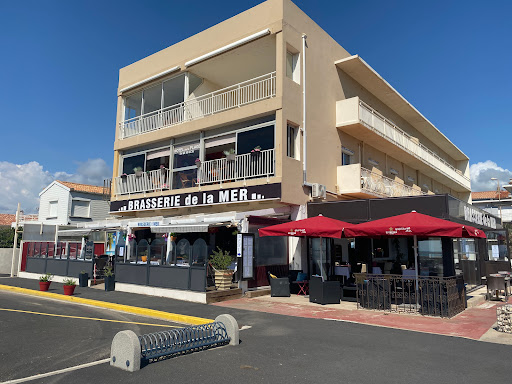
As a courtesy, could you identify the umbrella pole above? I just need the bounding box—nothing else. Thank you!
[413,235,419,306]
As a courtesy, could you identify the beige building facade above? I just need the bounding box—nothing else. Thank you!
[105,0,472,291]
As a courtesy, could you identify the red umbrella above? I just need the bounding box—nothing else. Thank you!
[258,214,353,239]
[344,211,486,239]
[343,211,486,295]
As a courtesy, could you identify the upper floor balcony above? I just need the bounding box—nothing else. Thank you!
[336,97,471,192]
[120,72,276,140]
[337,164,426,199]
[112,149,275,196]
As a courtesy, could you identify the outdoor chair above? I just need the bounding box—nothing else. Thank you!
[309,275,340,305]
[487,275,509,301]
[268,272,290,297]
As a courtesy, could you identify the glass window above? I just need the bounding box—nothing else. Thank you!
[122,154,145,174]
[150,238,167,265]
[173,169,197,189]
[143,85,162,115]
[173,143,200,168]
[124,92,142,120]
[136,239,150,264]
[192,238,208,266]
[342,152,351,165]
[146,148,170,171]
[286,51,299,83]
[418,238,443,276]
[176,239,191,266]
[237,126,274,154]
[163,74,186,108]
[287,124,296,158]
[188,73,202,95]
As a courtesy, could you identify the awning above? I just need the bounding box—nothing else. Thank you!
[151,224,209,233]
[58,229,91,237]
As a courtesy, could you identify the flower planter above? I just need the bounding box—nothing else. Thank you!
[79,273,89,287]
[39,281,51,291]
[226,153,236,162]
[214,270,234,290]
[170,236,177,242]
[63,285,76,296]
[104,275,115,291]
[135,171,143,177]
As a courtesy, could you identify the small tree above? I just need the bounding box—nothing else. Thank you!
[209,247,234,271]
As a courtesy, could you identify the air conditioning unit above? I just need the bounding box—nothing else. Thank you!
[311,183,326,199]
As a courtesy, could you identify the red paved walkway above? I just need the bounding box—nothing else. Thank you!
[214,297,510,340]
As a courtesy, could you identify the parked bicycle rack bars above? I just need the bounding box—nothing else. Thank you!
[110,314,239,372]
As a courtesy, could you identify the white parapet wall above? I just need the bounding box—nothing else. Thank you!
[114,283,207,304]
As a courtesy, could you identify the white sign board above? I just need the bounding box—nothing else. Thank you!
[242,235,254,279]
[492,245,500,259]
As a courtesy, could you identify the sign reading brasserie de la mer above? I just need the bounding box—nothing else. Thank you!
[463,206,497,229]
[110,183,281,213]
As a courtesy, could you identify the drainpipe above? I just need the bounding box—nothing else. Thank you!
[302,34,312,188]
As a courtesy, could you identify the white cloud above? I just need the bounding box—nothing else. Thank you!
[0,159,111,214]
[470,161,512,192]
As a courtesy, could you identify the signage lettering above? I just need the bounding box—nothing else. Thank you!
[463,206,496,229]
[111,184,281,213]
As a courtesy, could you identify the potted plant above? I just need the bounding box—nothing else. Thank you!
[120,173,128,180]
[79,270,89,287]
[251,146,262,155]
[209,247,235,290]
[63,278,77,296]
[39,273,53,291]
[160,164,167,174]
[170,232,177,242]
[133,166,143,177]
[223,148,236,162]
[195,158,201,168]
[104,266,115,291]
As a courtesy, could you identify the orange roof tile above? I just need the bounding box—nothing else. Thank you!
[57,180,106,195]
[472,190,510,200]
[0,214,16,226]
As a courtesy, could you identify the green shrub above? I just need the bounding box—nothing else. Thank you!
[209,247,234,271]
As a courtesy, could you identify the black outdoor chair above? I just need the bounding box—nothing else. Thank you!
[309,275,340,305]
[268,272,290,297]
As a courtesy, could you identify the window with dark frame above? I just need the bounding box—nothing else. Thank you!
[287,124,297,158]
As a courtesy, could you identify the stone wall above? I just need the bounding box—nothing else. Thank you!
[497,304,512,334]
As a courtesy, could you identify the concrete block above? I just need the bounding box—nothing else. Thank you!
[215,314,239,346]
[110,330,141,372]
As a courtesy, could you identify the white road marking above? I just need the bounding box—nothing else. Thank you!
[1,358,110,384]
[240,325,252,331]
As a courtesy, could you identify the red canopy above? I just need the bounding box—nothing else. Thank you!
[343,211,486,239]
[258,215,352,238]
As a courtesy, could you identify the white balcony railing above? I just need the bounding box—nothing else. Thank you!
[357,100,470,189]
[114,169,171,196]
[361,167,426,198]
[198,149,274,185]
[113,149,275,195]
[121,72,276,139]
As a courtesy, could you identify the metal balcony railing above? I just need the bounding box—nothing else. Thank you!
[197,149,274,185]
[360,167,426,198]
[358,100,470,189]
[112,149,275,196]
[121,72,276,139]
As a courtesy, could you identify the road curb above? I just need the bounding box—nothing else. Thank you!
[0,284,213,325]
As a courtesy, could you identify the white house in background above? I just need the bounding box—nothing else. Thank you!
[472,190,512,223]
[38,180,110,225]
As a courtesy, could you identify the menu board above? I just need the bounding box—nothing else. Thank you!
[242,235,254,279]
[84,241,94,260]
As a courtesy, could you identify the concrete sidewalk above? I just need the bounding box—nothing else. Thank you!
[2,276,512,344]
[213,289,512,344]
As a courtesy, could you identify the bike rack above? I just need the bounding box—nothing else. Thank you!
[110,314,239,372]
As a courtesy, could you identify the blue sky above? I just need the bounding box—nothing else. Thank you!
[0,0,511,212]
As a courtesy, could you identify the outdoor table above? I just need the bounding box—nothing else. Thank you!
[335,266,351,284]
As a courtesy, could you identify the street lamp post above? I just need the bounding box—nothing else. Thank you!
[491,177,503,222]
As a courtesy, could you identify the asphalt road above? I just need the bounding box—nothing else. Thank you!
[1,289,511,384]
